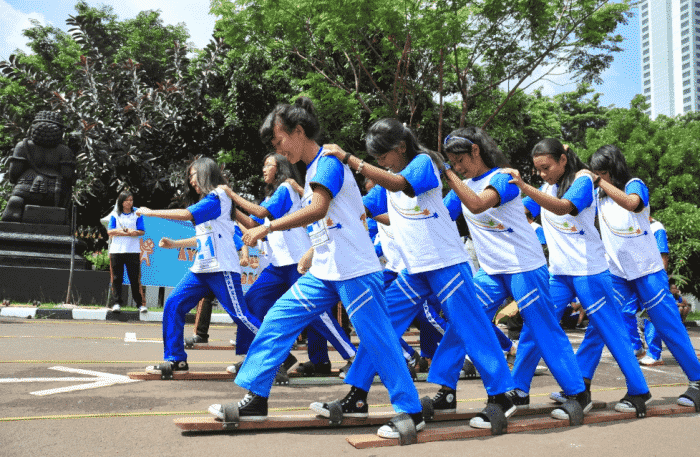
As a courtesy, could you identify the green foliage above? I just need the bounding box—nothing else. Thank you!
[84,248,110,271]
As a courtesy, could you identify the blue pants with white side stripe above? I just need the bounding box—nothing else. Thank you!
[430,265,585,395]
[235,271,421,413]
[163,271,259,362]
[513,270,649,395]
[235,264,356,361]
[345,263,515,396]
[579,271,700,382]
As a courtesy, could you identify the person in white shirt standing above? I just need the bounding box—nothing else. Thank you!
[107,190,147,313]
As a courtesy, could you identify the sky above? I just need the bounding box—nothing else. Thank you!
[0,0,641,109]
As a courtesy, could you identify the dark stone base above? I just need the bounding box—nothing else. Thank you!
[0,265,111,304]
[0,220,87,269]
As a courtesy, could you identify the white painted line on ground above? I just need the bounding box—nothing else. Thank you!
[0,366,140,396]
[124,332,161,343]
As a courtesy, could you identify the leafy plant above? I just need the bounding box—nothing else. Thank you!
[84,248,110,271]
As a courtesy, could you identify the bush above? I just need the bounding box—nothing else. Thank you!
[84,248,110,271]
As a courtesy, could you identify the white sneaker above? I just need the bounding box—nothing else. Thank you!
[639,355,664,366]
[112,304,121,312]
[139,306,148,313]
[534,365,549,375]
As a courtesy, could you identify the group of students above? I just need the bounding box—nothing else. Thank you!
[134,96,699,439]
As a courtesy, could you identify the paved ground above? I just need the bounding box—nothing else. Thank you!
[1,317,699,456]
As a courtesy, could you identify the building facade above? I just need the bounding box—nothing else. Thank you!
[640,0,700,117]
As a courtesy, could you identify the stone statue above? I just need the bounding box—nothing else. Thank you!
[1,111,75,223]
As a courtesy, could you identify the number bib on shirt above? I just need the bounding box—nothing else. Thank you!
[193,223,220,272]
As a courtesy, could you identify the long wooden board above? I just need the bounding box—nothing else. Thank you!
[346,403,695,449]
[173,401,606,432]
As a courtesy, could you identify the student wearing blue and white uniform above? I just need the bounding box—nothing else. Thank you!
[208,98,424,440]
[502,139,652,415]
[219,153,356,377]
[363,184,446,373]
[319,119,517,430]
[584,145,700,409]
[136,158,262,375]
[440,127,588,420]
[640,217,670,365]
[107,190,147,313]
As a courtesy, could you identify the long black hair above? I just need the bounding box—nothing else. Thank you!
[185,157,227,206]
[116,190,134,214]
[263,152,302,198]
[442,127,510,169]
[259,96,321,146]
[365,118,446,171]
[531,138,588,198]
[589,145,634,198]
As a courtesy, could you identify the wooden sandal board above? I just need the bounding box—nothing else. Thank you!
[173,400,606,432]
[187,341,421,351]
[346,402,695,449]
[127,370,429,383]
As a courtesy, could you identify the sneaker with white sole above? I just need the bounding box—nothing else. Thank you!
[209,391,268,421]
[309,386,369,418]
[469,392,516,428]
[111,304,121,313]
[551,389,593,420]
[549,390,566,404]
[614,391,652,413]
[185,335,208,347]
[145,360,188,374]
[634,347,646,358]
[677,381,700,408]
[639,355,664,366]
[431,388,457,413]
[376,412,425,439]
[338,357,353,379]
[509,389,530,409]
[226,360,244,374]
[139,306,148,313]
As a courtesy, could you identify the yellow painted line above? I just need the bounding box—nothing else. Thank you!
[0,360,233,365]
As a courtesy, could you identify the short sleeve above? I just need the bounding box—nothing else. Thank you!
[251,215,265,225]
[536,226,547,245]
[654,228,669,254]
[363,185,388,217]
[310,155,344,198]
[523,197,541,219]
[187,193,222,225]
[399,154,440,196]
[233,225,244,251]
[262,185,293,219]
[625,179,649,207]
[108,215,117,230]
[135,215,145,231]
[562,176,594,214]
[443,190,463,222]
[488,173,519,206]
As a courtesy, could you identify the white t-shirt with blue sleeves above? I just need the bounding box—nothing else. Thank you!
[259,182,311,267]
[525,175,607,276]
[597,178,663,280]
[109,210,145,254]
[443,168,545,275]
[187,188,242,274]
[304,147,381,281]
[388,153,467,274]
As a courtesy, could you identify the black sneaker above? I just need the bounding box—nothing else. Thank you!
[145,360,188,374]
[226,360,244,374]
[678,380,700,408]
[274,363,290,385]
[508,389,530,409]
[295,361,332,375]
[377,411,425,438]
[414,356,430,373]
[208,391,268,421]
[468,392,516,428]
[614,391,652,413]
[431,388,457,413]
[338,357,353,379]
[551,389,593,420]
[184,335,208,347]
[309,386,369,418]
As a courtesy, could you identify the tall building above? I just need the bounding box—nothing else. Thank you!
[640,0,700,118]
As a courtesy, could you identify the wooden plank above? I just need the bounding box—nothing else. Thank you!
[173,401,606,432]
[346,403,695,449]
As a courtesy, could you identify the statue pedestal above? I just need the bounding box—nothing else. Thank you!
[0,220,88,269]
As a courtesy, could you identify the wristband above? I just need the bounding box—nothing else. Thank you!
[593,175,601,186]
[342,152,352,164]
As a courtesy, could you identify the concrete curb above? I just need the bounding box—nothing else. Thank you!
[0,306,234,324]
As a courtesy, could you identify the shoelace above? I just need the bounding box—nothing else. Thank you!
[238,393,255,408]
